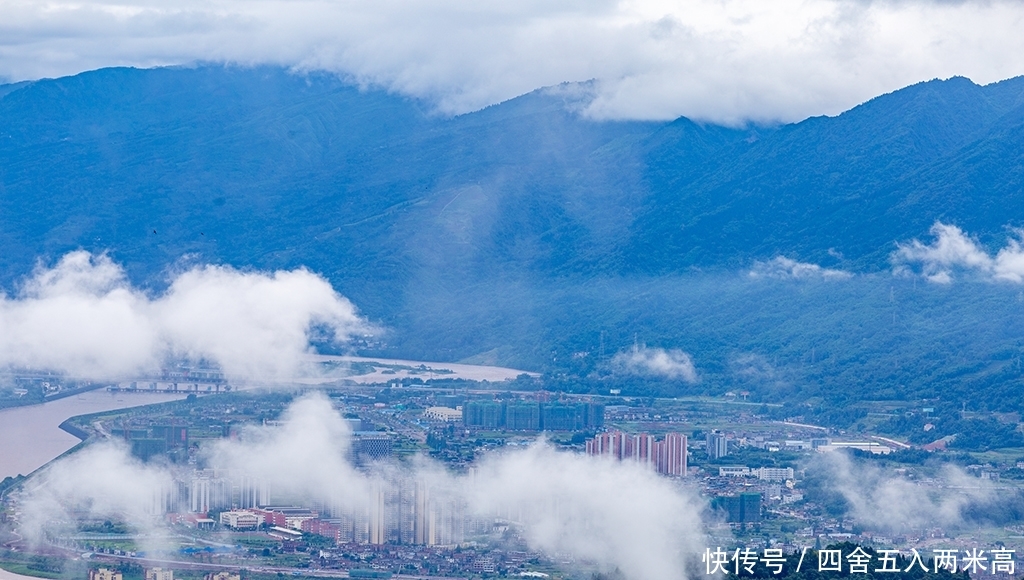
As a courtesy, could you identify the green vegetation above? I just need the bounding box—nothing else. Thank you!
[4,68,1024,418]
[79,521,131,534]
[0,551,89,580]
[876,409,1024,451]
[0,561,62,579]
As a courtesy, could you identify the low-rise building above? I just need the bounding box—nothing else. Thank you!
[90,569,122,580]
[423,407,463,423]
[755,467,795,481]
[219,509,261,529]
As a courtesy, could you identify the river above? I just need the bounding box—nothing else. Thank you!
[0,357,534,481]
[0,390,186,480]
[0,567,41,580]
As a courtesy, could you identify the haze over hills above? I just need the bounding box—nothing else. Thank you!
[3,65,1024,419]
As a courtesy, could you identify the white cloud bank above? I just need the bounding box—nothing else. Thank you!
[205,393,369,511]
[893,222,1024,284]
[0,251,369,380]
[2,0,1024,124]
[749,256,853,280]
[612,345,699,383]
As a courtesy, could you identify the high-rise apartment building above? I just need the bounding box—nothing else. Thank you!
[586,431,687,476]
[586,430,629,459]
[630,433,656,468]
[656,433,688,476]
[707,431,729,459]
[506,403,541,431]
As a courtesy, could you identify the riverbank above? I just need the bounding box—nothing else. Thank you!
[0,391,187,480]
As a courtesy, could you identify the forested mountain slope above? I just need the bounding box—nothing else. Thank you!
[3,66,1024,414]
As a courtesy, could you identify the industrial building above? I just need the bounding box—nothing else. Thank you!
[422,407,462,423]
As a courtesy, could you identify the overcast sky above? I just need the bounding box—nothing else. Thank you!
[1,0,1023,124]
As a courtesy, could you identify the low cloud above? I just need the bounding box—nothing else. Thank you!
[19,441,173,550]
[205,393,368,511]
[611,345,699,383]
[22,393,709,580]
[808,451,994,533]
[749,257,853,280]
[0,251,370,380]
[893,222,1024,283]
[470,443,705,579]
[730,353,783,387]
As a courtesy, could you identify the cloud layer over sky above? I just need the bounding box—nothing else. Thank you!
[1,0,1023,124]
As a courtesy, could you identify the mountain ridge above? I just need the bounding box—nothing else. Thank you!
[3,66,1024,413]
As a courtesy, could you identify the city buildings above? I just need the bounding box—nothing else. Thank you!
[219,509,261,530]
[711,492,762,525]
[506,402,541,431]
[220,485,468,548]
[238,474,270,509]
[707,430,729,459]
[189,471,228,513]
[463,401,504,429]
[89,570,122,580]
[716,467,795,481]
[463,400,604,431]
[756,467,795,481]
[122,425,189,463]
[352,433,393,462]
[585,431,687,476]
[658,432,688,476]
[422,407,462,422]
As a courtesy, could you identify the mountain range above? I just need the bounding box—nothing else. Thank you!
[3,66,1024,418]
